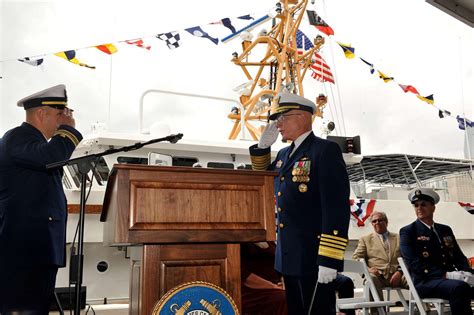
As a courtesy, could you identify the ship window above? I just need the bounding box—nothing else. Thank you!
[172,157,198,167]
[117,156,148,165]
[207,162,235,169]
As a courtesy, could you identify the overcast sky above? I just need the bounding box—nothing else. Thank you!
[1,0,473,159]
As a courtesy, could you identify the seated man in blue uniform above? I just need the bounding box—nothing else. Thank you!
[0,84,82,314]
[400,188,474,315]
[249,92,350,315]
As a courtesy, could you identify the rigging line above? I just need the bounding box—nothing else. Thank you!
[107,55,113,128]
[457,35,473,175]
[322,82,340,136]
[321,0,347,136]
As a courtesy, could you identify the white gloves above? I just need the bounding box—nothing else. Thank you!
[318,266,337,284]
[258,121,279,149]
[447,271,474,286]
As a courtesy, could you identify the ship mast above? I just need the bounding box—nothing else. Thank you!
[228,0,327,140]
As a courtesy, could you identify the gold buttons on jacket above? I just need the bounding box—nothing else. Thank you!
[279,223,284,228]
[278,192,282,197]
[280,176,285,182]
[424,269,429,274]
[277,207,282,212]
[48,217,53,221]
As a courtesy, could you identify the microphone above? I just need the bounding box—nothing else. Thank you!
[167,133,183,144]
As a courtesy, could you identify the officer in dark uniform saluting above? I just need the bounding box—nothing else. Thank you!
[249,92,350,315]
[0,84,82,314]
[400,188,474,315]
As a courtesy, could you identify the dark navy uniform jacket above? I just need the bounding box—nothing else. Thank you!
[400,220,471,285]
[0,122,82,267]
[250,132,350,276]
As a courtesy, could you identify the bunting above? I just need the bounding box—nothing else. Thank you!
[458,202,474,214]
[125,39,151,50]
[185,26,219,45]
[306,10,334,36]
[310,53,335,84]
[360,57,374,74]
[156,32,182,49]
[417,94,434,105]
[350,199,376,227]
[96,43,118,55]
[337,42,355,59]
[212,17,237,33]
[456,116,473,130]
[377,70,394,83]
[438,109,451,118]
[18,57,44,66]
[398,84,419,94]
[54,50,95,69]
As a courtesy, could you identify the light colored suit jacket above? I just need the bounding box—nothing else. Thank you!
[352,231,401,279]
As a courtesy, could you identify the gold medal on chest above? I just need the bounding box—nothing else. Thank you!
[299,183,308,193]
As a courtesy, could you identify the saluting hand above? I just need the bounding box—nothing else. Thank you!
[258,121,279,149]
[58,108,76,128]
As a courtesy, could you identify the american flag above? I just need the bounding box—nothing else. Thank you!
[458,202,474,214]
[310,52,335,84]
[296,30,313,54]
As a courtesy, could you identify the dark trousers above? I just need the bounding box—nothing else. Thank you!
[284,274,336,315]
[334,274,355,315]
[417,278,474,315]
[0,264,58,315]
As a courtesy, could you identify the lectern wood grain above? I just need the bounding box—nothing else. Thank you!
[101,165,276,315]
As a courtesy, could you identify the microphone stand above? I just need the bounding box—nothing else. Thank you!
[46,133,183,315]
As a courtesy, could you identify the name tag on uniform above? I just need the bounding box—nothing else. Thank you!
[417,236,430,241]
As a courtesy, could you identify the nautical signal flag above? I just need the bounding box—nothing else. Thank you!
[350,199,376,227]
[125,39,151,50]
[359,58,374,74]
[398,84,419,95]
[456,115,473,130]
[306,10,334,36]
[458,202,474,214]
[438,109,451,118]
[54,50,95,69]
[337,42,355,59]
[96,43,118,55]
[377,70,394,83]
[18,57,44,66]
[310,53,335,84]
[156,32,182,49]
[186,26,219,45]
[417,94,434,105]
[212,17,237,34]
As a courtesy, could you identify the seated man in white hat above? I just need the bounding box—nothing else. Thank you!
[400,188,474,315]
[0,84,82,314]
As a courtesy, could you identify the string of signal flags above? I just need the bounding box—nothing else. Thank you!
[0,4,471,132]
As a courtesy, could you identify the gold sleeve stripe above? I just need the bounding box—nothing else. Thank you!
[319,241,346,250]
[321,234,348,243]
[320,237,347,247]
[250,154,271,171]
[55,129,79,146]
[319,247,345,260]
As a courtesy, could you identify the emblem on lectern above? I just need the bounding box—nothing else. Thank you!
[152,281,239,315]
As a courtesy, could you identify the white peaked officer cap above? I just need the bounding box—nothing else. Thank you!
[268,91,316,121]
[408,187,440,204]
[17,84,68,110]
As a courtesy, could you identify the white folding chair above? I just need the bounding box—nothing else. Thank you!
[397,257,450,315]
[382,286,409,312]
[336,259,395,315]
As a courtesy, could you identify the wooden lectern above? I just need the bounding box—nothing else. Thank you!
[100,165,276,315]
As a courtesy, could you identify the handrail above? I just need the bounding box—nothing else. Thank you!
[139,89,244,138]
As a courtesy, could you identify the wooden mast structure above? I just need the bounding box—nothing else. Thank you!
[227,0,327,140]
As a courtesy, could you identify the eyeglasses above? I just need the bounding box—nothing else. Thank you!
[371,219,386,224]
[276,113,302,123]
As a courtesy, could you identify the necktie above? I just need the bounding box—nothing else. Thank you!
[431,226,441,243]
[287,142,295,159]
[382,234,389,255]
